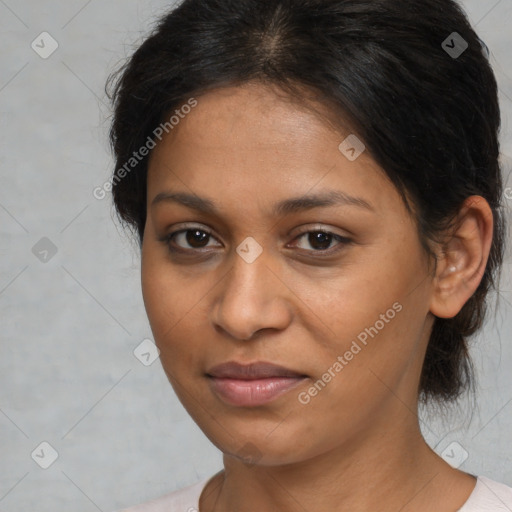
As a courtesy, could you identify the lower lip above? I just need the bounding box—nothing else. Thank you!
[208,376,307,407]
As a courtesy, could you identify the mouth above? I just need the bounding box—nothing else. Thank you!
[206,361,308,407]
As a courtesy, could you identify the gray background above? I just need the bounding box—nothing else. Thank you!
[0,1,511,511]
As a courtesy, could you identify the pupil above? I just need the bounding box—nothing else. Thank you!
[310,232,331,250]
[183,231,333,250]
[186,230,208,248]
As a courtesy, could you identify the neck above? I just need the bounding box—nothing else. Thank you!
[201,404,473,512]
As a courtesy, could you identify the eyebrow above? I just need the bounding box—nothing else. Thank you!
[151,190,374,216]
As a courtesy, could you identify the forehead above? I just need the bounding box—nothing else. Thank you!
[146,82,405,221]
[157,83,345,153]
[149,82,358,177]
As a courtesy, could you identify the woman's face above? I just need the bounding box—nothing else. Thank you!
[141,82,436,466]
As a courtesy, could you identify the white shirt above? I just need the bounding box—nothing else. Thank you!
[116,473,512,511]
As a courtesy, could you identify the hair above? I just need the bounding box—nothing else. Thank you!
[107,0,506,405]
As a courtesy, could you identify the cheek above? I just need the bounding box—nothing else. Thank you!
[290,244,430,401]
[289,245,423,354]
[141,248,188,347]
[141,262,174,338]
[140,247,214,373]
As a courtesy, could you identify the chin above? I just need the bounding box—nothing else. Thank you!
[195,414,319,467]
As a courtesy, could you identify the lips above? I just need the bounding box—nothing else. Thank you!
[206,361,308,407]
[207,361,305,379]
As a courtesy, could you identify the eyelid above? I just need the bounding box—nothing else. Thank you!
[163,222,216,238]
[291,224,349,238]
[288,227,351,256]
[161,223,351,256]
[160,223,221,249]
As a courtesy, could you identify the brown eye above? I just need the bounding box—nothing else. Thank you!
[181,229,211,248]
[291,230,351,255]
[162,227,221,253]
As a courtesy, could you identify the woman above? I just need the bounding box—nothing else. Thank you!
[108,0,512,510]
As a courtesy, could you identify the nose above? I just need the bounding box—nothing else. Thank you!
[210,247,293,341]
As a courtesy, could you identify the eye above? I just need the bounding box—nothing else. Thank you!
[160,225,351,257]
[289,229,351,255]
[162,227,221,253]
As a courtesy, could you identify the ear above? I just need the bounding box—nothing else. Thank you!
[429,196,494,319]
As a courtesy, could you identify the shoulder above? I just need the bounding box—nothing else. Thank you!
[114,475,212,512]
[458,475,512,511]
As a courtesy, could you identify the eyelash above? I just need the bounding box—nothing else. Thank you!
[160,225,351,257]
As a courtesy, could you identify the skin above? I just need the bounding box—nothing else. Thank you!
[141,81,493,512]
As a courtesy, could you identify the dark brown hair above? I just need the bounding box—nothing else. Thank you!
[107,0,506,404]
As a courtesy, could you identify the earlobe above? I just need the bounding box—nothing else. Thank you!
[429,196,494,319]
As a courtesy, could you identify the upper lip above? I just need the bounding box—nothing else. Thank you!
[206,361,306,380]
